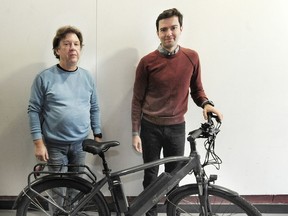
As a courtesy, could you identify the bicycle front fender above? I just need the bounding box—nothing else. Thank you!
[166,183,239,202]
[13,175,93,209]
[209,184,239,196]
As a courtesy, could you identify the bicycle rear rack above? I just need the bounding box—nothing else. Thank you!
[28,163,97,187]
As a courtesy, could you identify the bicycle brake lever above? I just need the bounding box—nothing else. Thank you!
[208,112,221,123]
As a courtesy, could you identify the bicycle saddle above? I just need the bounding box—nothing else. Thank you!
[82,139,120,155]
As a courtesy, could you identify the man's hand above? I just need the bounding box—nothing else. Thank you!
[34,139,49,162]
[132,135,142,153]
[203,104,223,122]
[94,137,102,142]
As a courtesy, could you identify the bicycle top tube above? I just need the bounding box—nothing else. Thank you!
[111,155,192,178]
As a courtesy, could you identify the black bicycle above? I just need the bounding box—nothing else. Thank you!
[14,114,262,215]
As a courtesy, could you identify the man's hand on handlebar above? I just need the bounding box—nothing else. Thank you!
[203,104,223,122]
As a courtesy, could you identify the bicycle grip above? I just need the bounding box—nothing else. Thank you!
[208,112,221,123]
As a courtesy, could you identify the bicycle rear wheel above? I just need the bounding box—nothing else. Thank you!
[166,184,262,216]
[16,176,110,216]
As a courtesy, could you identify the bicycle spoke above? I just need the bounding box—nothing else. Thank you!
[16,178,109,216]
[166,185,261,215]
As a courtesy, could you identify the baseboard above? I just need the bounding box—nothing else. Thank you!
[241,195,288,213]
[0,196,15,210]
[1,195,288,213]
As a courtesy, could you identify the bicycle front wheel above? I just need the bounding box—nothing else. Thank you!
[16,176,110,216]
[166,184,262,216]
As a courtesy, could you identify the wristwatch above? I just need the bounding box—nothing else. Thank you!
[94,133,103,138]
[201,100,214,108]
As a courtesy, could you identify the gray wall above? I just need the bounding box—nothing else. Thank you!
[0,0,287,196]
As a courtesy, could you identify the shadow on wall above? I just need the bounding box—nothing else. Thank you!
[99,48,139,140]
[0,63,46,194]
[87,48,144,195]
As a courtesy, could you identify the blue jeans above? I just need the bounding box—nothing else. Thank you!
[140,118,185,216]
[46,140,86,172]
[45,140,86,213]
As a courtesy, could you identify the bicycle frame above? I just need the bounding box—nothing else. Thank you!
[16,153,202,216]
[73,153,199,216]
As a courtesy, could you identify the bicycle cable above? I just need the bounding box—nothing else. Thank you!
[202,122,222,170]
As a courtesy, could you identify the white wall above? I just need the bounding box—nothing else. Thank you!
[96,0,288,196]
[0,0,97,195]
[1,0,288,197]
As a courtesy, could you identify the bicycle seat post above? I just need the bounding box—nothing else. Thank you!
[99,152,111,176]
[98,152,128,213]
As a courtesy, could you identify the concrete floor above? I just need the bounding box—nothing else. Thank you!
[0,210,286,216]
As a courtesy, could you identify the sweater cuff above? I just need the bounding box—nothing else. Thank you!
[201,100,214,108]
[32,133,43,141]
[132,132,139,136]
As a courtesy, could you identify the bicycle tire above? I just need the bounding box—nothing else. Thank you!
[16,176,110,216]
[166,184,262,216]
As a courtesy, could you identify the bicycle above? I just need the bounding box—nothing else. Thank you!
[14,114,262,215]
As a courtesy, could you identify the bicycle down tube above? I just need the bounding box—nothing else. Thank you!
[73,155,198,216]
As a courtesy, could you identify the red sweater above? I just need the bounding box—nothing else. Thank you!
[131,47,208,133]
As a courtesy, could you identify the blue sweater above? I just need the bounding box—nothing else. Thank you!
[28,65,101,144]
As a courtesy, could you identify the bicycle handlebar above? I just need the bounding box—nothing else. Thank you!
[207,112,221,124]
[188,113,220,140]
[189,128,203,140]
[187,113,222,167]
[187,113,221,151]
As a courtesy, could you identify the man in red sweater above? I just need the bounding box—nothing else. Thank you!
[131,8,223,216]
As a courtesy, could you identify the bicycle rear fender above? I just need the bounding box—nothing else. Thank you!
[12,175,92,209]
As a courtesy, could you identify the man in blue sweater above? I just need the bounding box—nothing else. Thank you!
[28,26,102,170]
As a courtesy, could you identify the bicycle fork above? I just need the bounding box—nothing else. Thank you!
[195,169,217,216]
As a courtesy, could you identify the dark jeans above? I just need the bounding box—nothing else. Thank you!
[140,118,185,216]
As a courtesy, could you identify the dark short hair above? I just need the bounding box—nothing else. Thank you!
[52,26,84,59]
[156,8,183,32]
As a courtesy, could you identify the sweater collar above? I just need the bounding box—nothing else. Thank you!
[157,44,180,56]
[57,64,78,72]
